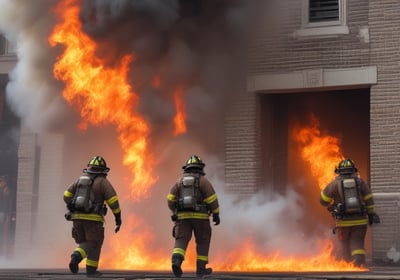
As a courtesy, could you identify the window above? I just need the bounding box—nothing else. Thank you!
[0,35,5,55]
[309,0,339,23]
[293,0,348,38]
[0,34,17,56]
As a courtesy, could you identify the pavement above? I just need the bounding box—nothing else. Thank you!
[2,265,400,280]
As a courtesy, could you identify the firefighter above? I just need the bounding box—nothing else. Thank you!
[320,158,380,267]
[63,156,122,277]
[167,155,220,278]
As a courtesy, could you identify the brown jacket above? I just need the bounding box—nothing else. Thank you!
[167,172,219,220]
[320,174,375,227]
[63,173,121,222]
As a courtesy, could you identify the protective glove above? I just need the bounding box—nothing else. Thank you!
[368,213,380,225]
[171,214,178,222]
[114,212,122,233]
[212,213,220,226]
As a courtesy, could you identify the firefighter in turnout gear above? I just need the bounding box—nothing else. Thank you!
[63,156,122,277]
[167,155,220,278]
[320,158,379,267]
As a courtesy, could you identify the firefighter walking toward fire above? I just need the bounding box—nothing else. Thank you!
[63,156,122,277]
[167,155,220,278]
[320,158,380,267]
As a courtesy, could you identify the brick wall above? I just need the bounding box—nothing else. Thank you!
[369,0,400,262]
[15,125,38,255]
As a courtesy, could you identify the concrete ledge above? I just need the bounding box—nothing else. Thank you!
[247,66,377,92]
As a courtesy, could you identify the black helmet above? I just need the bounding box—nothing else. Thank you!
[84,156,110,174]
[335,158,358,175]
[182,155,205,173]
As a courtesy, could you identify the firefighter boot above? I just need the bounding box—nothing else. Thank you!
[171,254,183,277]
[86,265,102,278]
[196,260,212,278]
[69,252,82,274]
[352,254,366,267]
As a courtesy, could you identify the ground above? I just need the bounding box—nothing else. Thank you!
[1,265,400,280]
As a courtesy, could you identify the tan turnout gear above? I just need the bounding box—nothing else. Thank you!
[63,156,122,277]
[320,158,378,267]
[167,155,220,278]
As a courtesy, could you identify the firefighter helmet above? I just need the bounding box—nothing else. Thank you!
[182,155,205,172]
[335,158,358,175]
[84,156,110,174]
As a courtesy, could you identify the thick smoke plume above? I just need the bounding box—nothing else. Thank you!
[0,0,329,269]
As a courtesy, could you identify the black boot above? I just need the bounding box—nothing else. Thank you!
[69,251,82,274]
[196,260,212,278]
[86,265,102,278]
[171,254,183,278]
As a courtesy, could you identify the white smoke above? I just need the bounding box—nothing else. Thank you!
[0,0,73,133]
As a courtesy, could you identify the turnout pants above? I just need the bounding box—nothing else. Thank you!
[172,219,211,262]
[71,220,104,269]
[335,224,367,266]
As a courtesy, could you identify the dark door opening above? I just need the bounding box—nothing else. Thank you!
[260,88,370,234]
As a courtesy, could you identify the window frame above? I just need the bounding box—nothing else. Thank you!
[293,0,349,38]
[0,35,17,56]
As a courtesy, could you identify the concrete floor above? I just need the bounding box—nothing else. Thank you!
[1,266,400,280]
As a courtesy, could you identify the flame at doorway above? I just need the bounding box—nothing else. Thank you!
[292,113,344,190]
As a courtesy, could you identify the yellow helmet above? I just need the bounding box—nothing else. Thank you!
[335,158,357,174]
[85,156,110,174]
[182,155,205,172]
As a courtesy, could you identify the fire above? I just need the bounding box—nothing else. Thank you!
[292,114,343,190]
[214,238,365,272]
[48,0,364,273]
[49,0,156,199]
[173,86,187,136]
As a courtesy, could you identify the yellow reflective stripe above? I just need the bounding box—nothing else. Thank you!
[336,219,368,227]
[212,207,220,214]
[352,249,366,256]
[64,191,73,198]
[173,248,186,257]
[320,191,332,203]
[106,196,118,205]
[75,247,87,259]
[197,255,208,261]
[86,258,99,267]
[112,208,121,214]
[177,212,209,219]
[71,213,104,222]
[204,193,217,204]
[167,193,176,201]
[364,193,373,200]
[366,205,374,210]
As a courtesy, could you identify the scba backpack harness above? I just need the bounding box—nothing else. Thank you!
[334,178,365,218]
[178,173,207,212]
[68,175,107,215]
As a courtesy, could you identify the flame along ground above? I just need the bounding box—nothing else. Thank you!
[49,0,365,272]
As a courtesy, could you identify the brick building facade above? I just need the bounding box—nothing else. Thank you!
[225,0,400,262]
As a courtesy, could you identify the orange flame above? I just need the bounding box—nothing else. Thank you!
[173,86,187,136]
[49,0,157,199]
[213,238,365,272]
[292,114,343,190]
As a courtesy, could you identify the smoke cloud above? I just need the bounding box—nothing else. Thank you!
[0,0,331,270]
